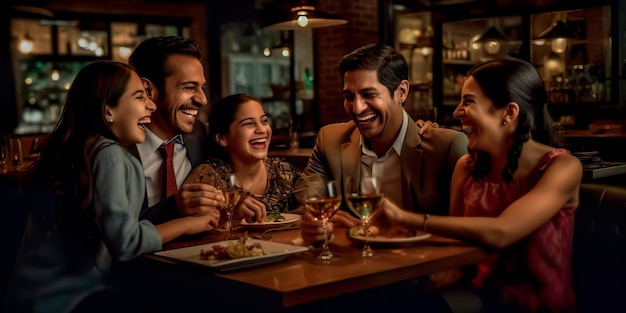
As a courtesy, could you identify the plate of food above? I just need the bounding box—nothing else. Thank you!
[239,213,302,230]
[154,237,308,271]
[347,225,431,244]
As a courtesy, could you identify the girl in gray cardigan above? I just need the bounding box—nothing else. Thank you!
[7,61,218,313]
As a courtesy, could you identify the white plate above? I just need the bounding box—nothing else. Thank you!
[154,239,308,271]
[240,213,302,230]
[348,229,432,244]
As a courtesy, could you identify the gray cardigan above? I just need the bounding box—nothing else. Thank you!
[9,136,161,313]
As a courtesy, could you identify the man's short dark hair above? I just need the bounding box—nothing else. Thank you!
[128,36,202,91]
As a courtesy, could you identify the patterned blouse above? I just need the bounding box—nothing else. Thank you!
[192,157,300,213]
[460,149,577,312]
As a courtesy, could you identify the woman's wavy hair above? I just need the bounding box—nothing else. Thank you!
[31,61,134,231]
[467,57,561,182]
[207,94,264,160]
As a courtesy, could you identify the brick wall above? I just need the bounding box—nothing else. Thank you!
[314,0,380,127]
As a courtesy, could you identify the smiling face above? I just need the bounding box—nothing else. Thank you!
[216,100,272,163]
[148,54,207,140]
[342,69,406,151]
[453,76,509,152]
[106,72,156,144]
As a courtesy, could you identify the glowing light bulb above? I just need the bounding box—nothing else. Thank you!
[18,37,34,54]
[263,47,271,57]
[51,69,61,82]
[78,38,88,48]
[484,40,500,55]
[551,38,567,54]
[296,12,309,27]
[118,47,131,58]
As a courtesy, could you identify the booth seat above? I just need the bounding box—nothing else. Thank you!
[573,183,626,312]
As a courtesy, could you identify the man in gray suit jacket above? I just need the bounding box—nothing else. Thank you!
[297,43,468,245]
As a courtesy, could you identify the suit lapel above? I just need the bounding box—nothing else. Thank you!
[183,133,200,167]
[341,128,361,186]
[401,120,423,209]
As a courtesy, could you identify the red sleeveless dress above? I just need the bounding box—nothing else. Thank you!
[460,149,576,312]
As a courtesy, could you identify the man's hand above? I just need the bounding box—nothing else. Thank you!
[175,183,222,219]
[300,210,360,245]
[416,119,439,135]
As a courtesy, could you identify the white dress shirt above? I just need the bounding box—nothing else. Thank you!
[359,110,409,207]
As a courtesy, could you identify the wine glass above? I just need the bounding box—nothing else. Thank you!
[8,137,23,171]
[303,178,341,263]
[344,175,383,257]
[220,173,246,240]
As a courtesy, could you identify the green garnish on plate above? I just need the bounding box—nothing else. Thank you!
[264,213,286,222]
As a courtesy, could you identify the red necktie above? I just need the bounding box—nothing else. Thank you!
[158,141,177,198]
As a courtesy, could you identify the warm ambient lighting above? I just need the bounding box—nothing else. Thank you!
[18,35,34,54]
[264,1,348,30]
[296,10,309,27]
[264,31,292,58]
[118,46,132,58]
[50,68,60,82]
[534,20,579,54]
[475,26,507,55]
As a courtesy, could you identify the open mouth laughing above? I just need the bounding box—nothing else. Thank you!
[250,137,268,149]
[138,117,151,129]
[180,107,199,118]
[356,112,377,126]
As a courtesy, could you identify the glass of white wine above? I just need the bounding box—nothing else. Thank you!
[303,178,341,263]
[221,173,246,240]
[345,175,383,257]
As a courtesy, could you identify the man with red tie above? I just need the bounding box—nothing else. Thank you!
[128,36,223,224]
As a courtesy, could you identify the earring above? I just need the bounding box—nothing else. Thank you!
[109,118,114,123]
[503,121,507,125]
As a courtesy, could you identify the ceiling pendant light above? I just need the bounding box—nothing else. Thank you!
[534,20,579,54]
[264,0,348,31]
[475,26,507,55]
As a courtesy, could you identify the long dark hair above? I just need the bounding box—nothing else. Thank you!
[466,57,560,182]
[207,94,264,160]
[338,43,409,104]
[31,61,134,224]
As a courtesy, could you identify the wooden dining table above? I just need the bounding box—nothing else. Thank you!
[119,220,495,312]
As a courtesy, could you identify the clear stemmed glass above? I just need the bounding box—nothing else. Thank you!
[344,175,383,257]
[303,178,341,264]
[221,173,246,240]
